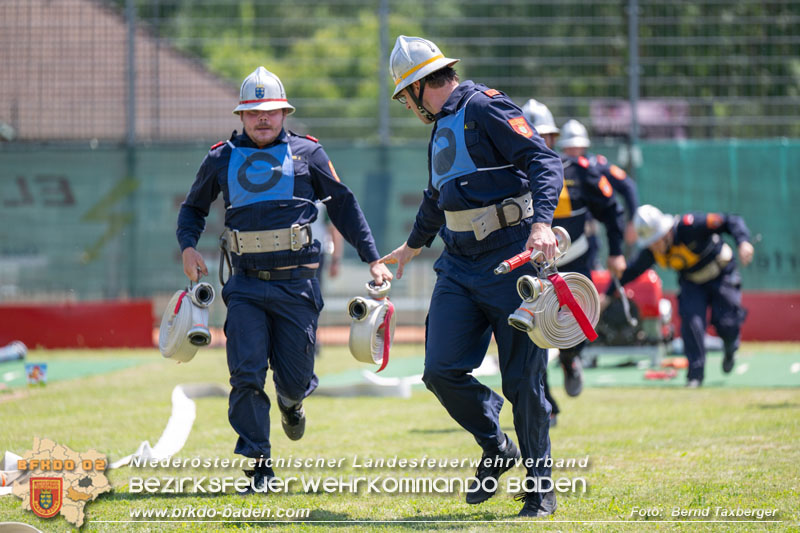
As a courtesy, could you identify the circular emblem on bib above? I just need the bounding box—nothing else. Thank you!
[238,152,283,192]
[432,128,457,175]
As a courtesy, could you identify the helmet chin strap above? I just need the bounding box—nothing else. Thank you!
[408,80,436,122]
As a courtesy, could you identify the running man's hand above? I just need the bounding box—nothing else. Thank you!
[525,223,557,261]
[182,247,208,282]
[738,241,754,267]
[379,242,422,280]
[369,260,394,286]
[607,255,627,279]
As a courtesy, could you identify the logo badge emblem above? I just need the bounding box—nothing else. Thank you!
[508,117,533,138]
[255,85,265,99]
[30,477,62,519]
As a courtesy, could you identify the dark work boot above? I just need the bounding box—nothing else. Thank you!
[559,350,584,397]
[516,489,557,518]
[465,434,521,504]
[722,344,736,374]
[239,465,275,495]
[279,401,306,441]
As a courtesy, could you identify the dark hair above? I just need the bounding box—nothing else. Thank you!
[424,66,459,88]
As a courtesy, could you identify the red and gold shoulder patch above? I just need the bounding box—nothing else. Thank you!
[609,164,627,180]
[305,134,319,143]
[210,140,226,150]
[682,214,695,226]
[706,213,723,229]
[598,176,613,198]
[328,160,341,182]
[483,89,501,97]
[507,117,534,138]
[578,156,590,168]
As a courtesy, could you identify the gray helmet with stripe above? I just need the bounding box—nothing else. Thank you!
[390,36,459,100]
[233,67,295,115]
[521,99,560,135]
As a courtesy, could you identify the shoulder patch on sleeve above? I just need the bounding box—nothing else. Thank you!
[328,160,341,182]
[483,89,501,97]
[597,154,608,165]
[210,140,226,151]
[598,175,613,198]
[682,214,695,226]
[609,164,627,180]
[507,117,534,138]
[706,213,722,229]
[305,134,319,143]
[578,156,590,168]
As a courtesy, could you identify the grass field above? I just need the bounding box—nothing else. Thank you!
[1,343,798,532]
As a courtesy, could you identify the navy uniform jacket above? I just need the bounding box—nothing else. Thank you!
[589,153,638,221]
[554,154,624,256]
[177,129,380,270]
[407,81,563,256]
[616,212,751,288]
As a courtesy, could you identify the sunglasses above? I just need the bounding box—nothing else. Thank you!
[396,94,408,105]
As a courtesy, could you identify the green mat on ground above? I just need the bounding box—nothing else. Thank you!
[0,356,151,389]
[320,349,800,390]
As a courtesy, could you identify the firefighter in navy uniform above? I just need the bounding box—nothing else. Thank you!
[522,101,626,400]
[558,119,639,267]
[380,37,562,518]
[177,67,392,491]
[611,205,754,388]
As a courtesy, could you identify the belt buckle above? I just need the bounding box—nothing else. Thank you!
[496,198,523,228]
[289,224,304,252]
[257,270,271,281]
[230,229,243,255]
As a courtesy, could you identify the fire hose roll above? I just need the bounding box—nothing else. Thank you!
[347,281,395,372]
[508,272,600,349]
[159,282,216,363]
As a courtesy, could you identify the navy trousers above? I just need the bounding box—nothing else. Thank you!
[678,264,746,382]
[222,272,322,458]
[423,243,552,480]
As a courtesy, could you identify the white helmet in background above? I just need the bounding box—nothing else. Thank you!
[521,99,559,135]
[390,35,459,100]
[634,204,676,247]
[558,119,591,148]
[233,66,295,115]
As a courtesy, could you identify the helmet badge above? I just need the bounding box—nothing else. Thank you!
[255,85,265,99]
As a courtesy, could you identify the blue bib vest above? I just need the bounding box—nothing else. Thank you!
[226,141,295,208]
[431,92,480,191]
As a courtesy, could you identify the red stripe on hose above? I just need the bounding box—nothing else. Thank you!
[174,291,188,315]
[547,273,598,342]
[376,300,395,373]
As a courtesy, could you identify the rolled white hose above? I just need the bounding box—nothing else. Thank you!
[159,282,215,363]
[347,282,395,367]
[509,272,600,349]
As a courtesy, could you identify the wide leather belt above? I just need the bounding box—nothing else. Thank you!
[235,268,318,281]
[444,193,533,241]
[224,224,312,255]
[684,243,733,284]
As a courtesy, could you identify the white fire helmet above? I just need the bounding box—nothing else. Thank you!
[521,99,560,135]
[634,204,677,247]
[233,66,295,115]
[390,35,459,100]
[558,119,591,149]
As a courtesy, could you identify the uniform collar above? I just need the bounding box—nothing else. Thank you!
[234,128,289,148]
[435,80,477,119]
